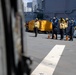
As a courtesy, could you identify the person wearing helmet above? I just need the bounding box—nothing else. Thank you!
[59,17,65,40]
[68,19,75,41]
[65,18,69,40]
[34,18,40,37]
[51,17,58,39]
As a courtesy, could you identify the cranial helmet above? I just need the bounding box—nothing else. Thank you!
[53,17,56,19]
[66,18,68,20]
[35,18,38,20]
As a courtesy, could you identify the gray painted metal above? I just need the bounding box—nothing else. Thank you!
[32,0,76,20]
[43,0,76,19]
[26,32,76,75]
[0,1,7,75]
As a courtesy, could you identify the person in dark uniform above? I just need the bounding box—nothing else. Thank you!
[68,19,75,41]
[51,17,58,39]
[59,17,65,40]
[65,18,69,40]
[34,18,40,37]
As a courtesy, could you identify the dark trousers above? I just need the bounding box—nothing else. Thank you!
[64,28,67,35]
[69,27,74,40]
[60,29,64,39]
[34,27,38,37]
[26,26,28,32]
[52,28,57,39]
[65,27,69,37]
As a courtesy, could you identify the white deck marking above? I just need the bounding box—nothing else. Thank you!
[31,45,65,75]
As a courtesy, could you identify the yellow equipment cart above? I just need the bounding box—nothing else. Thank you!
[28,20,35,31]
[28,20,52,33]
[39,20,52,32]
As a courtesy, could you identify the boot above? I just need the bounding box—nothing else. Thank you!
[54,34,56,39]
[48,34,50,39]
[66,35,68,41]
[69,36,73,41]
